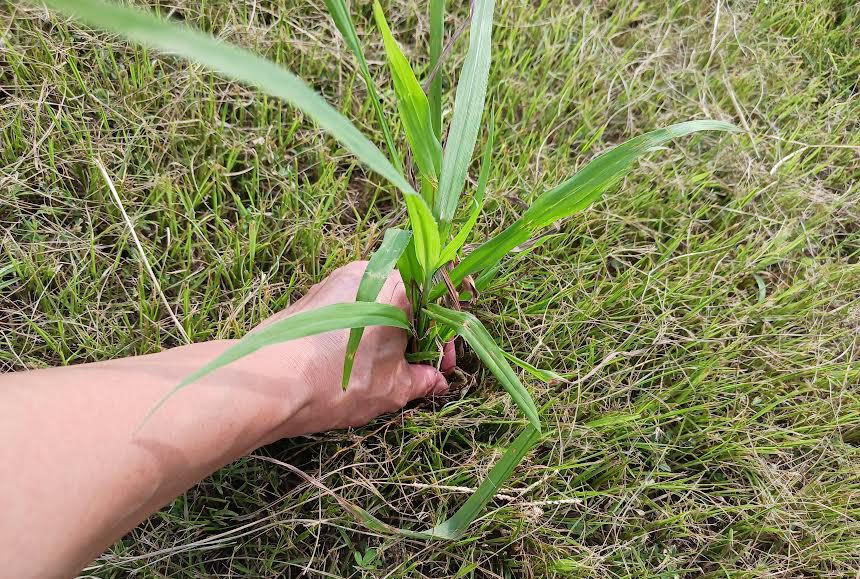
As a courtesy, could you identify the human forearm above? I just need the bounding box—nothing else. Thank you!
[0,340,301,579]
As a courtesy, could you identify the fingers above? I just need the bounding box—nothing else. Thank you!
[441,340,456,374]
[407,363,449,401]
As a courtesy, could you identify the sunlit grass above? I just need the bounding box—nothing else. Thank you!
[2,0,859,574]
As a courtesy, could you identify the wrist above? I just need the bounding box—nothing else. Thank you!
[148,339,307,448]
[190,339,315,444]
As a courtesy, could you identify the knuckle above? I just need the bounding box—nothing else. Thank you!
[395,389,411,408]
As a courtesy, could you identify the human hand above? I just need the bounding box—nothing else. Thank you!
[249,261,454,439]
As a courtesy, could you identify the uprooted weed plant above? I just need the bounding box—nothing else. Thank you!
[41,0,736,539]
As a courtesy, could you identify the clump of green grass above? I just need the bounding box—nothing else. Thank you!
[4,0,860,575]
[39,0,737,539]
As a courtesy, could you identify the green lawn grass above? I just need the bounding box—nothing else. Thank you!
[2,0,859,576]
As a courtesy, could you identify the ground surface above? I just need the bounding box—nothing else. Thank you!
[2,0,860,577]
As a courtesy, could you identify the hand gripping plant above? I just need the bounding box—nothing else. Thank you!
[42,0,737,539]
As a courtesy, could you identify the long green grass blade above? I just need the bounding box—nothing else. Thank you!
[429,0,444,140]
[434,0,495,236]
[436,111,494,267]
[405,193,441,284]
[323,0,400,169]
[522,120,740,229]
[42,0,417,200]
[430,120,738,299]
[424,304,541,431]
[343,229,413,389]
[373,0,442,188]
[142,302,410,424]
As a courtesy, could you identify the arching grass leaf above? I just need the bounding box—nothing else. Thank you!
[424,304,541,431]
[42,0,417,200]
[373,0,442,190]
[521,120,739,229]
[332,424,541,540]
[405,193,441,285]
[431,120,738,299]
[425,425,541,538]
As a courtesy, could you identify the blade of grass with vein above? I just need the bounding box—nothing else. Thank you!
[323,0,400,169]
[430,120,738,299]
[141,302,410,426]
[396,238,422,326]
[343,229,412,389]
[397,237,420,288]
[522,120,740,229]
[434,0,495,237]
[424,304,540,431]
[429,0,444,140]
[373,0,442,189]
[437,111,494,267]
[41,0,417,200]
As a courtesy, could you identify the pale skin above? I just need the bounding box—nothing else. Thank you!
[0,262,455,579]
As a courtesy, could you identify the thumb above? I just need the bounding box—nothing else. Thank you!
[407,363,449,401]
